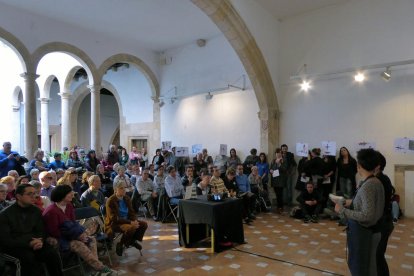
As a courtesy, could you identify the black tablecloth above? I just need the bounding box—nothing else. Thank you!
[178,198,244,252]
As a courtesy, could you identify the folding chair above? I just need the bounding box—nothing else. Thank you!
[131,187,148,218]
[160,192,178,223]
[0,253,21,276]
[75,207,112,266]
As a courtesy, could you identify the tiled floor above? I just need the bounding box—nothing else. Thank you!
[107,213,414,276]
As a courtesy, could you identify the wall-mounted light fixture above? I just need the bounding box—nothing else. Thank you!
[381,67,391,81]
[205,92,213,100]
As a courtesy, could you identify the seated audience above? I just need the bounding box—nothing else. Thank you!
[196,173,211,195]
[80,175,106,210]
[105,180,148,257]
[236,164,257,216]
[57,168,82,208]
[213,154,228,178]
[119,147,129,166]
[48,152,67,170]
[113,165,133,195]
[85,150,100,172]
[243,148,259,175]
[296,182,322,223]
[148,164,156,180]
[165,165,185,204]
[16,174,30,186]
[97,164,113,197]
[227,148,241,170]
[7,169,19,182]
[137,168,158,220]
[210,166,228,194]
[43,184,114,275]
[0,141,20,177]
[30,168,40,181]
[201,148,213,165]
[66,150,84,172]
[0,184,62,276]
[256,152,269,191]
[151,148,164,171]
[28,150,48,172]
[0,183,11,211]
[181,165,195,190]
[39,171,55,199]
[30,180,52,211]
[193,153,207,175]
[80,171,94,195]
[1,175,15,201]
[55,168,65,181]
[153,165,165,196]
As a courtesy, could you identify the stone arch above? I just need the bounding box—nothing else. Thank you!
[70,80,123,147]
[64,65,84,92]
[97,53,159,99]
[12,86,23,110]
[191,0,279,152]
[32,42,97,85]
[0,26,31,72]
[42,75,59,99]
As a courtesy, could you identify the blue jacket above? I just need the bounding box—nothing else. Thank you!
[236,173,251,193]
[0,150,19,177]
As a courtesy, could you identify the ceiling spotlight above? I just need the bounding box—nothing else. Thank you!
[381,67,391,81]
[300,80,311,92]
[205,92,213,100]
[159,100,165,107]
[354,72,365,82]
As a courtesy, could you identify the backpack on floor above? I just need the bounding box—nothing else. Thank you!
[290,206,304,219]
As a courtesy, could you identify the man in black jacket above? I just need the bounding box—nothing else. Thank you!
[297,182,322,223]
[281,144,297,206]
[0,184,62,276]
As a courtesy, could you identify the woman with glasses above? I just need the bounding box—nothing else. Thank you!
[105,179,148,256]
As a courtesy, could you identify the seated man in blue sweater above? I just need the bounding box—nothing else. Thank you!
[48,152,67,171]
[235,164,257,219]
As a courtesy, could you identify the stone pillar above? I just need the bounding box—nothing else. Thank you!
[258,108,279,157]
[39,97,51,153]
[59,91,71,150]
[88,85,101,154]
[152,97,162,155]
[20,73,39,159]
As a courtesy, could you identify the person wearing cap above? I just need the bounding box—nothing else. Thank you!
[0,184,62,276]
[48,152,67,171]
[105,179,148,257]
[39,171,55,199]
[43,184,114,275]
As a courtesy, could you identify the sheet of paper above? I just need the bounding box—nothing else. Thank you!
[300,176,310,183]
[321,141,337,156]
[296,143,309,157]
[175,147,189,157]
[162,141,172,151]
[272,169,280,177]
[192,144,202,155]
[322,177,331,184]
[219,144,228,156]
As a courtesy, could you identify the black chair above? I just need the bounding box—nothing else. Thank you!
[75,207,112,266]
[160,192,178,223]
[131,187,148,218]
[0,253,21,276]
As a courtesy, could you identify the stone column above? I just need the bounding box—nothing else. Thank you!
[20,73,39,159]
[88,85,101,154]
[151,97,162,156]
[39,97,51,153]
[258,108,279,157]
[59,91,71,150]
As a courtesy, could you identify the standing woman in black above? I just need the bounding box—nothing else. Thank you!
[336,147,357,199]
[303,148,326,189]
[270,148,287,214]
[321,155,336,208]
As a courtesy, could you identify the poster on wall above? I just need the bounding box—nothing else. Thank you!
[219,144,228,156]
[355,141,376,152]
[162,141,172,151]
[321,141,337,156]
[192,144,203,155]
[394,137,408,153]
[175,147,189,157]
[296,142,309,157]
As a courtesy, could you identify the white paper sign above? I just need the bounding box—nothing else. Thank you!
[296,143,309,157]
[322,177,331,184]
[192,144,203,154]
[394,137,408,153]
[355,141,376,151]
[219,144,228,156]
[175,147,189,157]
[272,169,280,177]
[300,176,310,183]
[321,141,337,156]
[162,141,172,151]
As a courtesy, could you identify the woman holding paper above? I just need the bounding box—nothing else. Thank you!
[270,148,288,214]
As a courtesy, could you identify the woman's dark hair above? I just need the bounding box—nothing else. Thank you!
[230,148,236,156]
[356,148,379,172]
[51,184,73,202]
[376,151,386,171]
[167,165,175,173]
[259,152,267,163]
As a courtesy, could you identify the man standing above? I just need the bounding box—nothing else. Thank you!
[0,142,20,178]
[243,148,259,175]
[0,184,62,276]
[281,144,297,206]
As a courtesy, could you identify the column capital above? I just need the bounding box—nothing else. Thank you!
[38,97,51,104]
[257,108,279,120]
[87,84,102,93]
[12,105,20,112]
[20,72,40,81]
[151,96,160,103]
[58,91,72,99]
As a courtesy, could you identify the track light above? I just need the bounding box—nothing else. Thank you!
[381,67,391,81]
[300,80,311,92]
[205,92,213,100]
[354,72,365,82]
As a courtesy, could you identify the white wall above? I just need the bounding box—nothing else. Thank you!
[278,0,414,181]
[160,34,259,159]
[103,66,153,124]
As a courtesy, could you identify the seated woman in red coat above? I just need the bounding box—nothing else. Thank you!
[42,184,114,275]
[105,179,148,257]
